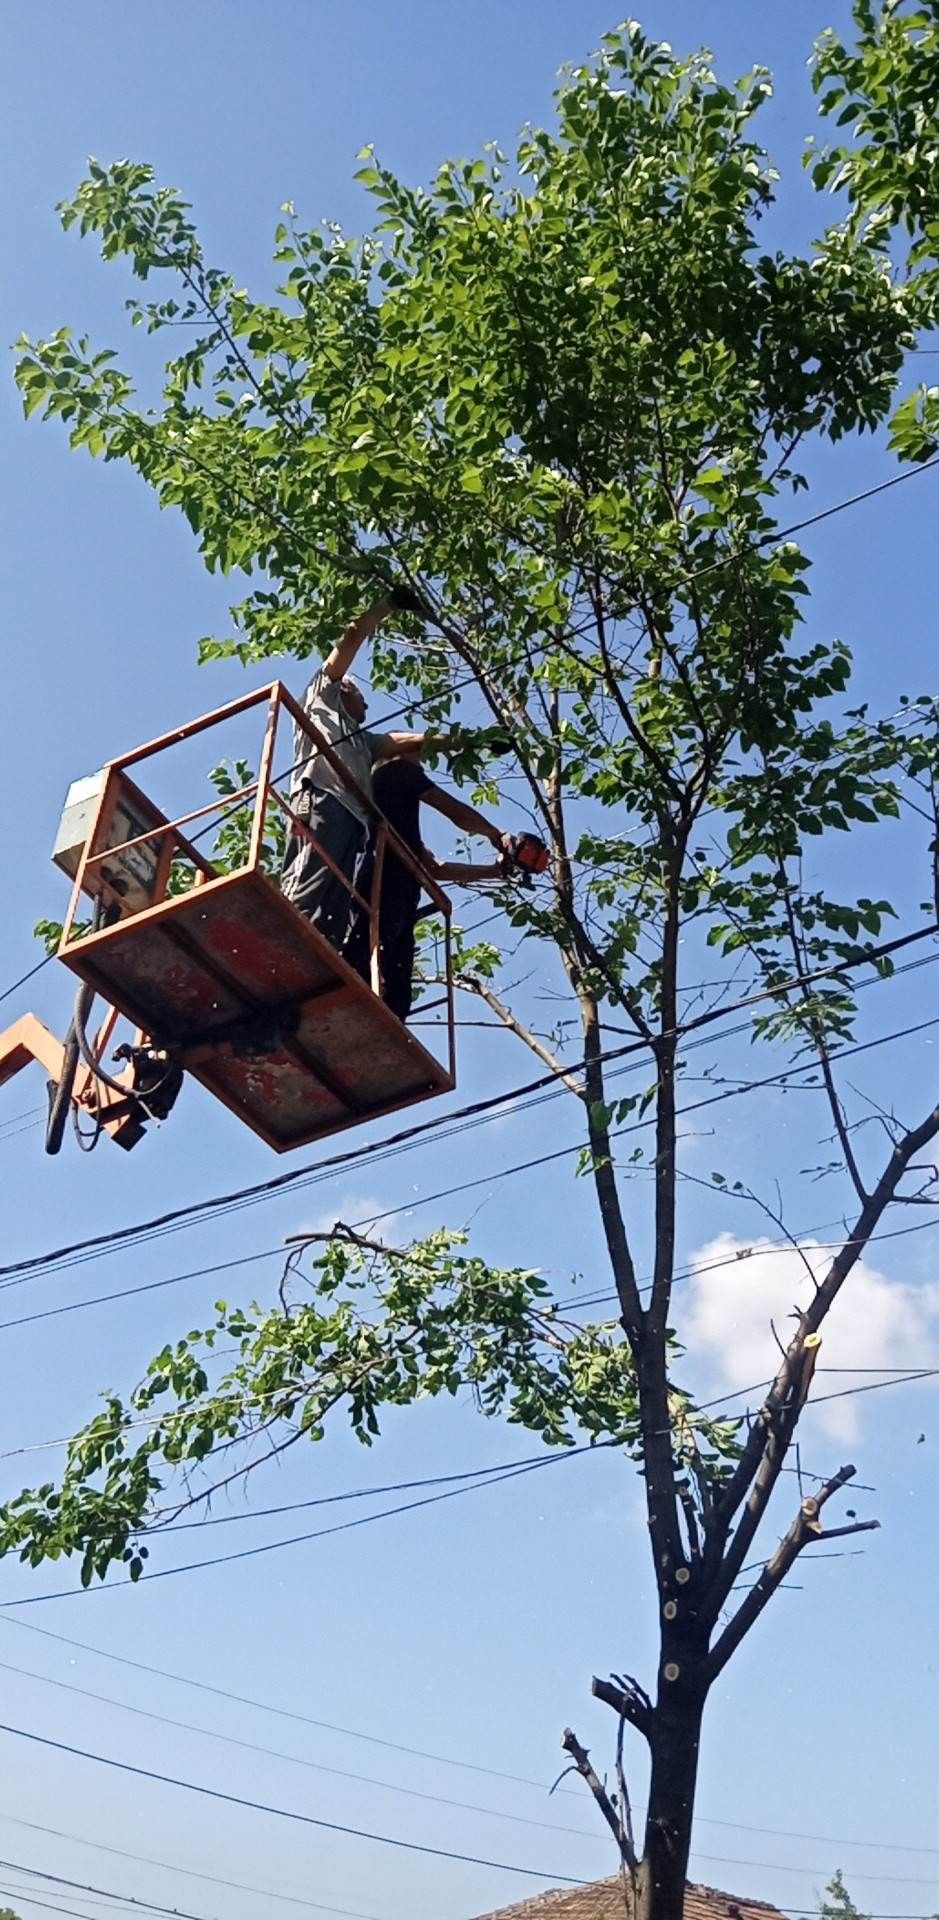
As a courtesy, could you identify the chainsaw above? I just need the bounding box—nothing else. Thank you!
[503,832,550,877]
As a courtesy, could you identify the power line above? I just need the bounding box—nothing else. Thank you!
[0,1816,414,1920]
[0,1107,43,1131]
[0,1246,286,1333]
[0,1655,600,1844]
[690,1846,939,1890]
[3,1365,936,1609]
[555,1204,939,1314]
[0,1860,219,1920]
[3,1117,938,1344]
[2,971,937,1290]
[0,1121,43,1147]
[3,1618,935,1864]
[0,1613,563,1789]
[681,1365,939,1433]
[0,1727,932,1908]
[0,1448,593,1607]
[0,1719,587,1886]
[0,1888,183,1920]
[0,954,54,1010]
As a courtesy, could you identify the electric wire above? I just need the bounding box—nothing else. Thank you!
[554,1204,939,1315]
[3,1618,936,1863]
[0,1817,409,1920]
[3,1620,933,1858]
[0,1720,587,1886]
[0,954,55,1010]
[0,1655,602,1844]
[2,1368,936,1609]
[2,943,937,1290]
[0,1860,220,1920]
[0,1448,593,1606]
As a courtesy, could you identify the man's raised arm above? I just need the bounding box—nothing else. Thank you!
[323,583,426,683]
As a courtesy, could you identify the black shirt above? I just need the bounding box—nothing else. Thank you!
[371,757,433,904]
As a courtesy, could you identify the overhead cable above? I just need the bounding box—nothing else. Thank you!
[2,970,937,1290]
[0,1720,586,1886]
[2,1619,935,1861]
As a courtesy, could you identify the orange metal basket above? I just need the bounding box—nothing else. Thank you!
[54,683,456,1153]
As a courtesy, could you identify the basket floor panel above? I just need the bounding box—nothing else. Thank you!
[60,870,452,1150]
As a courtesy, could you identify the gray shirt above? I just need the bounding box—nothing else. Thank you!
[292,669,395,825]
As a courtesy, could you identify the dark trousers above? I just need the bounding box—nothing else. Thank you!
[345,859,420,1023]
[282,791,367,952]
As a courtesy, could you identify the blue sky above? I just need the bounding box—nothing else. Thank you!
[1,5,938,1919]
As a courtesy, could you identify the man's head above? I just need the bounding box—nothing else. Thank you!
[339,676,367,725]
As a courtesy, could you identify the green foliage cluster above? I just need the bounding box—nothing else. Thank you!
[0,1230,665,1583]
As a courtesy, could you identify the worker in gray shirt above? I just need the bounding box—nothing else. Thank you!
[282,585,442,949]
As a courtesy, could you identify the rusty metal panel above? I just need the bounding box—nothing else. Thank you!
[172,874,335,1005]
[65,918,245,1040]
[191,1043,351,1148]
[59,868,454,1153]
[294,993,441,1107]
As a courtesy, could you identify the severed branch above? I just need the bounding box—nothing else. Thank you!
[283,1222,397,1258]
[704,1331,822,1616]
[706,1464,879,1681]
[711,1092,939,1547]
[592,1672,653,1743]
[449,972,585,1095]
[560,1726,638,1875]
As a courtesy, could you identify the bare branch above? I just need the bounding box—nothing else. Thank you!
[706,1464,880,1680]
[774,844,869,1206]
[454,973,585,1095]
[615,1710,638,1876]
[592,1673,653,1744]
[561,1726,637,1873]
[703,1332,823,1617]
[711,1093,939,1545]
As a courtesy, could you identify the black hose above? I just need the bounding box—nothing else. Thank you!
[44,1018,80,1157]
[44,979,96,1157]
[44,899,133,1153]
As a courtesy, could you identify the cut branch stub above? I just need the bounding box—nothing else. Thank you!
[560,1726,637,1874]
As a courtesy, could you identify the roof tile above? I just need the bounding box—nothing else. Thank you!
[475,1879,785,1920]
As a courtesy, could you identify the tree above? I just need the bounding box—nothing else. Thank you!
[819,1870,871,1920]
[6,12,939,1918]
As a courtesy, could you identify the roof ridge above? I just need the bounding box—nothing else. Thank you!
[474,1877,786,1920]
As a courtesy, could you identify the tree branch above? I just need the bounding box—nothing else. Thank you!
[592,1673,653,1744]
[706,1464,880,1681]
[703,1331,822,1616]
[711,1093,939,1544]
[453,973,585,1095]
[774,843,869,1206]
[561,1727,637,1874]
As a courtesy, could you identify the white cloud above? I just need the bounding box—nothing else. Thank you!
[292,1194,406,1248]
[681,1231,939,1441]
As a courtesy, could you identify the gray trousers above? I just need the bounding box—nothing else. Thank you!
[282,790,368,953]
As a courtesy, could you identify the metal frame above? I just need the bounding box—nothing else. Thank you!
[0,1009,150,1150]
[58,680,458,1125]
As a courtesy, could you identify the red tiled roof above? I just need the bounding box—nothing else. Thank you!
[476,1879,785,1920]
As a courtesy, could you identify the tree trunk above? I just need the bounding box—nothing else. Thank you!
[636,1664,706,1920]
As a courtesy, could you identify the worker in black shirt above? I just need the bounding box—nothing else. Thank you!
[344,756,511,1022]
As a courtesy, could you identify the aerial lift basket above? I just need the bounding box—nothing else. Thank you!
[46,681,456,1153]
